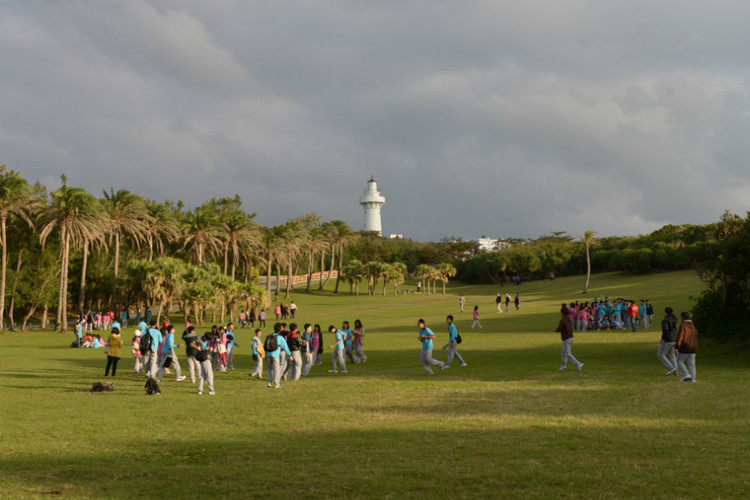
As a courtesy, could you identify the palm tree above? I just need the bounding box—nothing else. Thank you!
[318,222,335,290]
[304,225,327,292]
[276,220,306,298]
[0,166,35,331]
[342,258,364,295]
[389,262,408,295]
[214,196,260,280]
[437,262,457,295]
[144,200,180,261]
[581,230,598,293]
[331,220,358,294]
[102,188,151,311]
[78,224,108,315]
[256,226,281,295]
[182,205,222,265]
[38,176,107,331]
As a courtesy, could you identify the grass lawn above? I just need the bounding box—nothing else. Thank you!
[1,270,749,499]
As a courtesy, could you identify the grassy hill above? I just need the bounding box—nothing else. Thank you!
[1,270,748,499]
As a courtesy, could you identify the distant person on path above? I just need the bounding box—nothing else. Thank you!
[514,293,521,311]
[459,294,465,313]
[505,292,511,312]
[104,327,122,376]
[417,319,446,374]
[274,304,282,320]
[444,315,466,368]
[496,293,503,313]
[676,312,698,382]
[328,325,347,374]
[555,305,583,372]
[471,306,483,329]
[658,307,679,376]
[249,329,264,378]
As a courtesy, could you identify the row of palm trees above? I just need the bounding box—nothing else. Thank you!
[0,169,362,332]
[340,260,456,296]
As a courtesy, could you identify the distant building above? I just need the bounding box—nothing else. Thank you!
[477,237,510,252]
[359,176,385,236]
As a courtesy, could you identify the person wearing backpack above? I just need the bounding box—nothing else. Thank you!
[143,319,163,379]
[444,315,467,368]
[658,307,679,376]
[157,325,186,383]
[283,323,303,381]
[265,322,291,389]
[192,338,214,395]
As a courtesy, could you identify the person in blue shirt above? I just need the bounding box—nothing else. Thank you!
[327,325,347,374]
[267,323,291,389]
[157,324,186,383]
[418,319,446,374]
[340,321,356,364]
[301,323,314,376]
[145,319,163,379]
[444,315,467,368]
[249,329,264,379]
[638,300,648,328]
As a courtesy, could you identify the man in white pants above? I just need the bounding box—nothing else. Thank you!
[418,319,446,375]
[250,329,264,378]
[182,325,201,383]
[145,319,163,379]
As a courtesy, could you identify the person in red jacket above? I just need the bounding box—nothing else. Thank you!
[675,312,698,382]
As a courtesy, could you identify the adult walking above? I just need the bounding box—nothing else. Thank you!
[104,327,123,376]
[417,319,446,375]
[514,292,521,311]
[676,312,698,382]
[496,293,503,313]
[157,324,186,382]
[555,305,583,371]
[266,323,291,388]
[471,306,483,329]
[658,307,679,376]
[353,319,367,363]
[445,315,466,368]
[144,319,162,379]
[328,325,347,374]
[182,325,200,383]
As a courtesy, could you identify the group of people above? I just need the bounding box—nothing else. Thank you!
[237,308,267,328]
[494,292,520,313]
[564,298,654,332]
[273,301,297,320]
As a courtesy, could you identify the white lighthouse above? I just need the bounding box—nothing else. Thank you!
[359,176,385,235]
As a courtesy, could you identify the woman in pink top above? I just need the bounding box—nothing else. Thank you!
[471,306,483,329]
[353,319,367,363]
[311,324,322,366]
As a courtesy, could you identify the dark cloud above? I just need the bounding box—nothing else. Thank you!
[2,1,749,242]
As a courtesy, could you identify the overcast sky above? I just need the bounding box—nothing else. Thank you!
[2,1,749,241]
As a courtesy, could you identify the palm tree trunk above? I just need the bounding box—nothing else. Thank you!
[111,232,120,311]
[442,281,446,295]
[148,235,154,261]
[334,246,343,294]
[322,246,335,288]
[382,278,387,295]
[285,261,293,298]
[265,257,272,294]
[78,240,89,314]
[0,216,6,331]
[223,243,229,275]
[156,302,163,326]
[583,244,591,293]
[55,227,66,329]
[60,230,71,331]
[231,246,237,281]
[220,298,225,324]
[7,249,23,330]
[275,264,281,298]
[306,249,313,293]
[318,250,326,290]
[42,304,49,329]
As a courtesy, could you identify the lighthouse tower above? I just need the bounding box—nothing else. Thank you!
[359,176,385,235]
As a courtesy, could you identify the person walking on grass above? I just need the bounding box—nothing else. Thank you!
[676,312,698,382]
[658,307,679,376]
[555,304,583,372]
[496,293,503,313]
[192,339,214,395]
[132,329,143,374]
[418,319,446,375]
[444,315,466,368]
[459,294,465,313]
[104,327,123,376]
[312,324,323,366]
[505,292,511,313]
[249,329,264,379]
[353,319,367,363]
[514,292,521,311]
[145,319,162,379]
[341,321,356,363]
[157,325,186,383]
[471,305,483,329]
[328,325,347,374]
[266,323,291,389]
[182,325,200,384]
[284,323,303,381]
[301,323,314,376]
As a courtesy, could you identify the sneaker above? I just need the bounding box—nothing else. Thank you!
[578,363,584,372]
[197,390,202,395]
[274,385,281,389]
[267,383,273,388]
[328,369,338,373]
[681,376,693,382]
[441,364,447,372]
[461,363,468,367]
[559,367,566,371]
[666,368,676,376]
[341,370,348,374]
[177,376,186,382]
[209,390,215,395]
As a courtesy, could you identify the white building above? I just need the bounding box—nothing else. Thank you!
[477,237,511,251]
[359,176,385,235]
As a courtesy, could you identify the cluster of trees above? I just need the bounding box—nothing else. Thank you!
[0,167,461,333]
[691,211,750,341]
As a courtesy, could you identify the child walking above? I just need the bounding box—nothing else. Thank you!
[471,306,483,329]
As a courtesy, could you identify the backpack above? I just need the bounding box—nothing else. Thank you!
[139,330,152,354]
[456,333,462,344]
[144,378,161,395]
[264,334,278,352]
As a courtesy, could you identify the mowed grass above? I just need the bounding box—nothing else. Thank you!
[1,270,749,499]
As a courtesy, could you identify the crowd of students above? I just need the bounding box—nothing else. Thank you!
[564,298,654,332]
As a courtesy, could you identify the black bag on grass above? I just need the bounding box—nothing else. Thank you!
[144,378,161,395]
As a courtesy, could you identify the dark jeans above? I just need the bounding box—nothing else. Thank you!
[105,356,120,376]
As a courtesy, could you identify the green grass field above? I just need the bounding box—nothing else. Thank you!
[2,270,749,499]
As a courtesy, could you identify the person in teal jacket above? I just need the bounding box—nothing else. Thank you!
[267,323,291,389]
[418,319,446,375]
[157,324,185,383]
